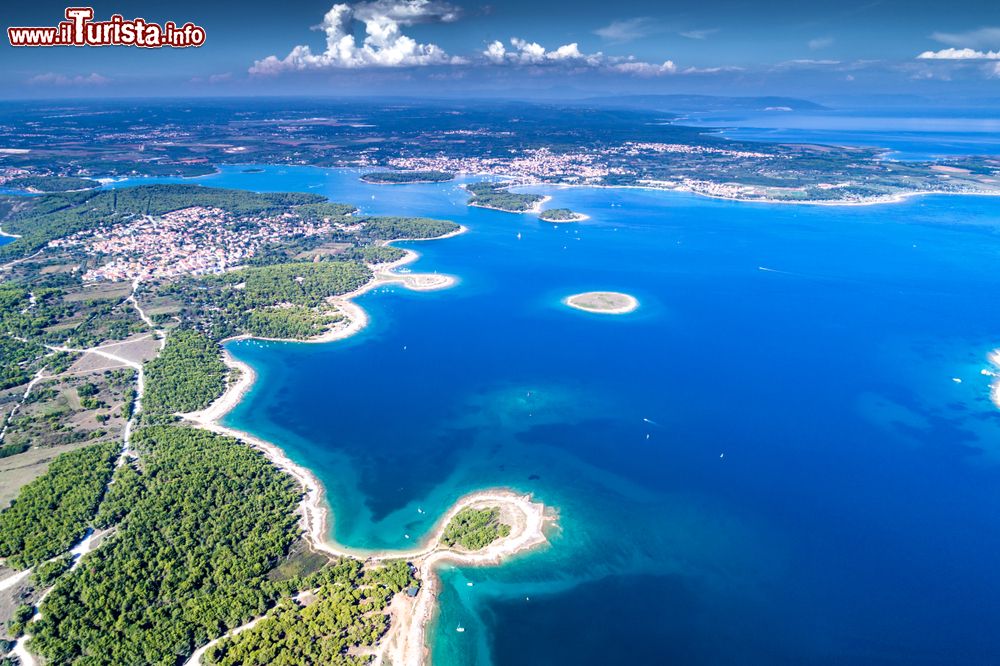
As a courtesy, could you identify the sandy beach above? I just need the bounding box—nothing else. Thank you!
[180,224,552,665]
[564,291,639,314]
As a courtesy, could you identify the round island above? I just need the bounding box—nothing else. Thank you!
[563,291,639,314]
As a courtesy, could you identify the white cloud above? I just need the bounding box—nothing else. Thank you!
[481,38,679,75]
[483,38,603,66]
[931,27,1000,49]
[991,62,1000,78]
[594,17,655,43]
[681,65,744,74]
[679,28,718,40]
[353,0,460,23]
[253,2,681,77]
[483,40,506,64]
[28,72,108,86]
[773,59,841,69]
[808,37,834,50]
[250,0,462,74]
[917,47,1000,60]
[613,60,677,76]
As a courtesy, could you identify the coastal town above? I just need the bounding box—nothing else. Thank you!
[49,205,359,282]
[386,143,776,185]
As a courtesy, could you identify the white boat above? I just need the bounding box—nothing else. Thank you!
[456,625,465,633]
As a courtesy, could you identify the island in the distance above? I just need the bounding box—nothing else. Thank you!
[564,291,639,314]
[4,175,100,193]
[539,208,587,222]
[361,170,455,184]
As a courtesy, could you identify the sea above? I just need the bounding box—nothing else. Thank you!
[60,127,1000,664]
[680,106,1000,161]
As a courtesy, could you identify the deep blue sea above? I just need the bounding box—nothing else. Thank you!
[682,108,1000,161]
[108,163,1000,664]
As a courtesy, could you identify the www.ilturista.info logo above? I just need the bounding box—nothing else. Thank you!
[7,7,205,48]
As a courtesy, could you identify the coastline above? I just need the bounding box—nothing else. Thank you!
[179,223,552,665]
[478,175,1000,208]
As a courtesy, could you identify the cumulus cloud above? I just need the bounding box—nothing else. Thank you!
[917,47,1000,60]
[481,38,680,75]
[250,0,462,74]
[353,0,460,23]
[253,1,684,77]
[28,72,108,86]
[482,38,603,66]
[931,27,1000,49]
[594,17,656,43]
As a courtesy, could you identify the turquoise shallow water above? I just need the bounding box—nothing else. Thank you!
[115,165,1000,664]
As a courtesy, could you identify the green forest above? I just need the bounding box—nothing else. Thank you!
[143,329,227,415]
[359,217,459,240]
[360,170,454,184]
[465,182,543,212]
[441,507,512,551]
[28,426,302,666]
[206,559,415,666]
[539,208,581,221]
[0,442,117,569]
[338,245,407,265]
[0,334,44,390]
[5,177,100,193]
[159,260,372,341]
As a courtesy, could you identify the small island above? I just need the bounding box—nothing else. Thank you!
[361,170,455,184]
[539,208,587,222]
[464,182,547,213]
[564,291,639,314]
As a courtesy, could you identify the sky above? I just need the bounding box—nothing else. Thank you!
[2,0,1000,100]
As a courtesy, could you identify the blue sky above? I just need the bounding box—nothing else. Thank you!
[3,0,1000,99]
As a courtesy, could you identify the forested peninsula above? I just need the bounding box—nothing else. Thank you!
[0,182,545,666]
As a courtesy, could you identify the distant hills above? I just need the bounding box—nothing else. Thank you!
[579,94,827,113]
